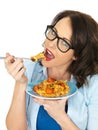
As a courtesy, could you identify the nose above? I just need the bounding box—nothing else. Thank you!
[42,39,57,49]
[42,42,45,47]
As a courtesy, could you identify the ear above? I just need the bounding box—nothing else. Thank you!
[72,56,77,61]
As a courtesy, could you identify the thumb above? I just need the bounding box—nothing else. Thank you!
[6,52,11,57]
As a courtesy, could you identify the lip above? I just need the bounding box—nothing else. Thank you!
[44,48,55,61]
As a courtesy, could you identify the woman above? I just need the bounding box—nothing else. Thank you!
[5,10,98,130]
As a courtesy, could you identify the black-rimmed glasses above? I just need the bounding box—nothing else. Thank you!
[45,25,74,53]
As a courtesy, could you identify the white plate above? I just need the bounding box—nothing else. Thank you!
[26,80,78,100]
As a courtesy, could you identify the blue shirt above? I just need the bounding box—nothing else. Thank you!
[37,105,62,130]
[24,60,98,130]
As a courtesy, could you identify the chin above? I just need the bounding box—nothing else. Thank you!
[41,60,53,68]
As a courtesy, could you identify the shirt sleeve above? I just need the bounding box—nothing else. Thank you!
[23,59,36,82]
[23,59,36,125]
[86,75,98,130]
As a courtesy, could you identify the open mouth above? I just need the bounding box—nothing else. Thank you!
[44,48,55,61]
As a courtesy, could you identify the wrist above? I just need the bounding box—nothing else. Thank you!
[57,113,79,130]
[15,81,27,91]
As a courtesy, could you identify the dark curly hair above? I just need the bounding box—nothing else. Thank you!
[51,10,98,88]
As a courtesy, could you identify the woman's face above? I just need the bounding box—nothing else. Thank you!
[42,17,76,69]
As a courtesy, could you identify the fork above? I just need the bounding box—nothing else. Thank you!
[0,52,44,62]
[0,56,29,60]
[0,56,42,62]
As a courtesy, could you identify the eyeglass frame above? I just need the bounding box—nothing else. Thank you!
[45,25,74,53]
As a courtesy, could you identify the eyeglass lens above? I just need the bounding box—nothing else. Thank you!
[45,26,72,52]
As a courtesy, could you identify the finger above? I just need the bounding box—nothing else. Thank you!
[56,98,68,103]
[11,62,24,78]
[6,52,11,57]
[33,98,45,105]
[5,54,15,64]
[15,67,26,81]
[7,59,23,73]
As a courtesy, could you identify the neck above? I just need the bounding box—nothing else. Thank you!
[47,67,71,81]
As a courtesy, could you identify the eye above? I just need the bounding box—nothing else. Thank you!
[51,30,56,37]
[47,28,56,39]
[49,28,56,36]
[60,39,69,47]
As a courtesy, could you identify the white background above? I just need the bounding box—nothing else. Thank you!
[0,0,98,129]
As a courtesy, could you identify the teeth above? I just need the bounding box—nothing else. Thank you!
[45,49,55,59]
[47,50,52,55]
